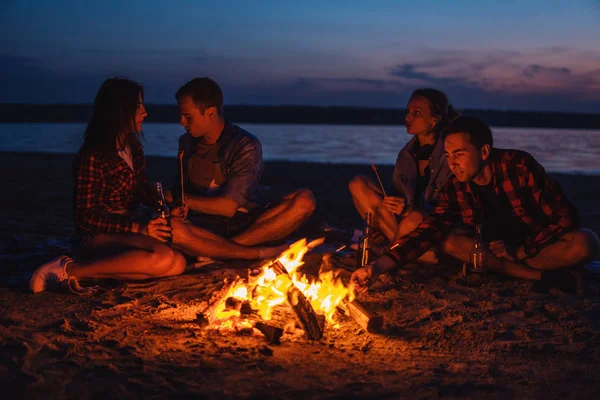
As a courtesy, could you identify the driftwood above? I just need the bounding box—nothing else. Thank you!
[271,260,324,340]
[339,300,383,333]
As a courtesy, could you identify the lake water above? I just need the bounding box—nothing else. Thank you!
[1,123,599,174]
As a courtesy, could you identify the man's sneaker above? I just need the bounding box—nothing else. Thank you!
[29,255,72,293]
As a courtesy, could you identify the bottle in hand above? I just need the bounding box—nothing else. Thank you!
[155,181,172,244]
[357,212,373,268]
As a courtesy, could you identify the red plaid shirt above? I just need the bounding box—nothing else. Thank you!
[73,140,155,234]
[386,149,579,266]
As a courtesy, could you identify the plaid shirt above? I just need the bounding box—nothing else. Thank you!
[73,140,155,234]
[386,149,579,266]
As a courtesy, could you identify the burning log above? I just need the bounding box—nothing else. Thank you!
[338,300,383,333]
[271,260,324,340]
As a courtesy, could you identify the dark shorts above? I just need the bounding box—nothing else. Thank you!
[186,205,269,238]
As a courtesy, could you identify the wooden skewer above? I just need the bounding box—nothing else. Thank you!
[371,163,387,197]
[372,163,400,221]
[178,150,185,205]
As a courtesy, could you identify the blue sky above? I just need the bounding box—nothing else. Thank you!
[1,0,599,112]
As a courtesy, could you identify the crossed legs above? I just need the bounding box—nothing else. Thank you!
[68,232,186,281]
[441,228,600,280]
[170,217,288,260]
[230,188,316,246]
[349,174,436,261]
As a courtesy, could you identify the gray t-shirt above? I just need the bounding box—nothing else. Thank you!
[187,141,224,195]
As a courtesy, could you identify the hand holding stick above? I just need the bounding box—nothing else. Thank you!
[372,163,400,221]
[178,150,185,205]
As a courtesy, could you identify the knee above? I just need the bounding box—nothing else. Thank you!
[403,209,426,227]
[349,174,370,196]
[147,246,185,278]
[166,251,187,277]
[292,188,316,216]
[570,229,600,262]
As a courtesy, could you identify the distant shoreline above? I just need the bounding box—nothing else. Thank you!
[2,104,600,129]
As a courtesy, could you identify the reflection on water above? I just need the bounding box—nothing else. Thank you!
[1,122,599,174]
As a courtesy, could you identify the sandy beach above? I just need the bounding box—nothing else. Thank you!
[1,151,600,399]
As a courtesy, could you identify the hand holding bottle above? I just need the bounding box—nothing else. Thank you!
[140,217,172,243]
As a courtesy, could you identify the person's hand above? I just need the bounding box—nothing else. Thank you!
[381,196,405,215]
[140,217,172,243]
[350,263,380,294]
[171,203,189,219]
[489,240,517,261]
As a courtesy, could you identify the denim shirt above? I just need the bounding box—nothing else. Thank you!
[175,122,264,210]
[391,135,452,211]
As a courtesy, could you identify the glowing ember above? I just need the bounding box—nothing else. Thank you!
[209,238,355,331]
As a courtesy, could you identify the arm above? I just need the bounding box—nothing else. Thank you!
[185,193,239,217]
[352,184,457,292]
[518,155,578,257]
[385,183,457,267]
[73,153,140,234]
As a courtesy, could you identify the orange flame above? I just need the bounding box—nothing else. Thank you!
[210,238,353,330]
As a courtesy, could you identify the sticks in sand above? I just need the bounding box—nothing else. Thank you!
[371,163,387,197]
[178,150,185,205]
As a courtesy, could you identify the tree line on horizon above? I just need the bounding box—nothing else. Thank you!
[1,103,599,129]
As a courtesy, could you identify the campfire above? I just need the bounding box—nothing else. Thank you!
[202,239,382,341]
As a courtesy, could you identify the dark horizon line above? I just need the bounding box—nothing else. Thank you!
[2,102,600,117]
[1,103,600,129]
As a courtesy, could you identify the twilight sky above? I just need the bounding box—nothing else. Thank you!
[1,0,600,112]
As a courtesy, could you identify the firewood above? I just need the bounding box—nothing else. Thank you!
[202,279,237,323]
[271,260,324,340]
[254,321,284,344]
[339,300,383,333]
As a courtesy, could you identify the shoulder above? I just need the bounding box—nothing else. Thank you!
[225,124,262,154]
[495,148,541,170]
[395,137,415,161]
[229,124,261,146]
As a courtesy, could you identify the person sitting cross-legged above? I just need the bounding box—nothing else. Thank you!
[351,116,600,294]
[349,88,457,262]
[167,77,316,247]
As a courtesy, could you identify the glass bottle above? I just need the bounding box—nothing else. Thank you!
[469,224,485,272]
[155,181,172,244]
[155,182,170,218]
[357,212,373,268]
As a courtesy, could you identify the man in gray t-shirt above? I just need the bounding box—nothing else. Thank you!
[169,77,316,246]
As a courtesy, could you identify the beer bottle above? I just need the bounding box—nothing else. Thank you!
[155,182,172,244]
[357,212,373,268]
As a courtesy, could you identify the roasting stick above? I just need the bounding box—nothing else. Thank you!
[371,163,400,221]
[178,150,185,205]
[371,163,387,197]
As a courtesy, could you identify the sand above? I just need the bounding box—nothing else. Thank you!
[1,151,600,399]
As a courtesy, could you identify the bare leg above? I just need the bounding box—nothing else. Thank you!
[441,230,542,280]
[67,233,187,280]
[349,175,397,241]
[171,217,287,259]
[524,229,600,270]
[231,189,316,246]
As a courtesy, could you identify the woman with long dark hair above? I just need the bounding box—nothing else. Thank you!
[30,78,285,293]
[349,88,458,261]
